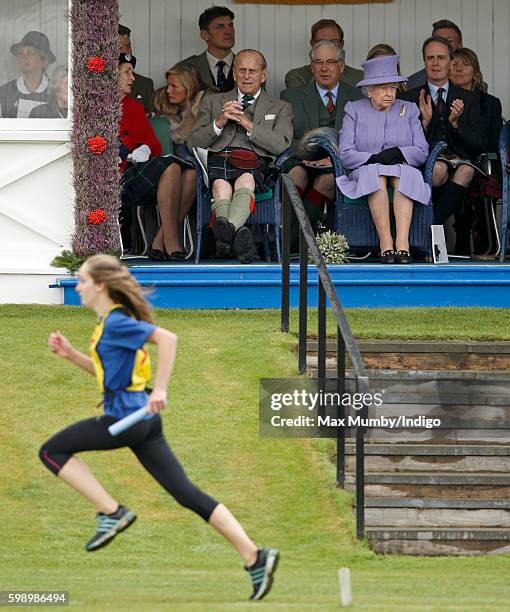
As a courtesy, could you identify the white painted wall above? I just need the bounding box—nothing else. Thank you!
[119,0,510,116]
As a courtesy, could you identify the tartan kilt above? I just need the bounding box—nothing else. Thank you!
[120,155,193,205]
[207,149,279,192]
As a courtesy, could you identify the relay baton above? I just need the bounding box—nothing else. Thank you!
[108,406,149,436]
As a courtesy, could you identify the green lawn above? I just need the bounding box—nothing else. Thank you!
[1,306,509,611]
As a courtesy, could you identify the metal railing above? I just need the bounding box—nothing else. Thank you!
[280,174,369,540]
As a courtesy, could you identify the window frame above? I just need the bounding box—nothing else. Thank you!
[0,0,72,139]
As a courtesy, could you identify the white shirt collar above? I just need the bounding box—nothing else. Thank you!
[206,51,234,73]
[16,74,48,94]
[428,81,449,103]
[315,82,340,104]
[236,88,261,104]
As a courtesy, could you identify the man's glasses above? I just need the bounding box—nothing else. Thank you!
[311,59,340,67]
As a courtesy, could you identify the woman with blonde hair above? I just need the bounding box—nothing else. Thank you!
[145,64,207,260]
[39,254,279,601]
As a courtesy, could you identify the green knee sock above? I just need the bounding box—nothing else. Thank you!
[227,187,255,229]
[212,198,231,221]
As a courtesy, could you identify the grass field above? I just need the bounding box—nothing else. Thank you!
[1,305,510,611]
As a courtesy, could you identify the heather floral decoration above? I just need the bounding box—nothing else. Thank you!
[70,0,120,257]
[87,135,108,155]
[87,56,107,73]
[88,209,108,225]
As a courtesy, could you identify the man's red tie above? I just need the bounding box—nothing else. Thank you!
[326,91,335,115]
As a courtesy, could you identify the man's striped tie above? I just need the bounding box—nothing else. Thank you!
[325,90,335,115]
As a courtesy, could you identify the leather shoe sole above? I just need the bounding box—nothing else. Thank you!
[233,226,256,264]
[214,217,235,257]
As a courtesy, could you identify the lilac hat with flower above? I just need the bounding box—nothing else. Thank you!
[356,55,407,87]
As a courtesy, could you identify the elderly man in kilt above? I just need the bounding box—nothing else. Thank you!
[188,49,293,263]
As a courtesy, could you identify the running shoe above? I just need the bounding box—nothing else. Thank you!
[85,505,137,552]
[246,547,279,601]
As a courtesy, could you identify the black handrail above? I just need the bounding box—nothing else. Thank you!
[280,174,369,540]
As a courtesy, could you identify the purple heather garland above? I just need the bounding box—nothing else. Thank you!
[70,0,120,257]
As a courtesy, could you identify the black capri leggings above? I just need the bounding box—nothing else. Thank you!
[39,414,218,522]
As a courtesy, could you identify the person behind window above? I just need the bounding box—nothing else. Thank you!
[0,30,56,118]
[29,66,68,118]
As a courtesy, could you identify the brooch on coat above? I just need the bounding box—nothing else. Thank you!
[399,104,406,117]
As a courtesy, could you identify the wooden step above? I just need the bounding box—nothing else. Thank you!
[346,473,510,499]
[365,507,510,528]
[307,340,510,354]
[345,444,510,455]
[363,482,510,499]
[361,429,510,444]
[365,497,510,509]
[348,473,510,485]
[345,454,510,473]
[306,340,510,371]
[367,528,510,555]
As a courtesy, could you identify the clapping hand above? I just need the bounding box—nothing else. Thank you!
[418,89,433,129]
[448,98,464,128]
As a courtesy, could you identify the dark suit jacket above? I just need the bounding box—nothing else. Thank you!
[180,51,235,92]
[479,91,503,154]
[280,80,363,153]
[400,81,486,161]
[131,72,155,114]
[187,89,293,159]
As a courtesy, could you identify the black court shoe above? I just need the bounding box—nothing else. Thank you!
[85,505,137,552]
[380,249,396,264]
[395,250,412,264]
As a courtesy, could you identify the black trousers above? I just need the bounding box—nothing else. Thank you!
[39,414,218,521]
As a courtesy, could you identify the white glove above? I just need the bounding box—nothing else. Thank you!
[129,144,151,163]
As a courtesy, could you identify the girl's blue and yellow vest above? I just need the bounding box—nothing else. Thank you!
[88,304,151,394]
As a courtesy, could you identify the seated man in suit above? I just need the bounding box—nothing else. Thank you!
[407,19,463,90]
[281,40,363,237]
[118,24,155,114]
[188,49,293,263]
[180,6,236,93]
[400,36,487,226]
[285,19,362,89]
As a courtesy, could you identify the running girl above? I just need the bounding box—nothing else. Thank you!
[39,254,278,601]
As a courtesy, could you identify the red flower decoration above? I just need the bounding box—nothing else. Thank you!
[87,136,107,155]
[88,209,108,225]
[87,56,107,73]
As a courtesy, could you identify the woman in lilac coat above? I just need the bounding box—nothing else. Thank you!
[337,55,430,263]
